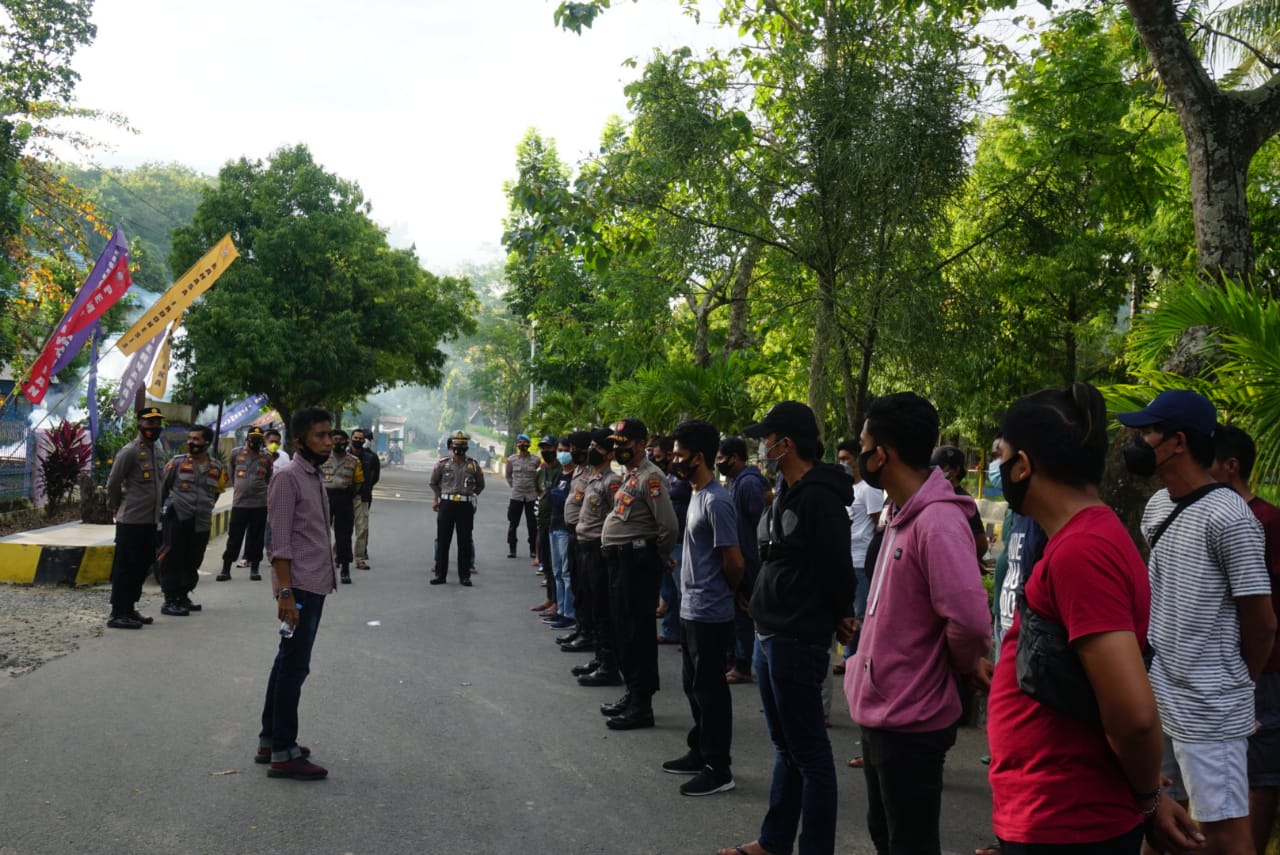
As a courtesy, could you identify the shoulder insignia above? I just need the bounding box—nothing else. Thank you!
[608,481,622,498]
[647,477,663,498]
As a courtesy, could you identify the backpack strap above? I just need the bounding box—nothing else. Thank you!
[1147,482,1234,551]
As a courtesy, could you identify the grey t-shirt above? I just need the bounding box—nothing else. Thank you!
[679,479,740,623]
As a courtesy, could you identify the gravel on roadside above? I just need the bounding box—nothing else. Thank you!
[0,585,159,678]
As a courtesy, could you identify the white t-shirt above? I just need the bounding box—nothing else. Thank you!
[848,480,885,569]
[1145,485,1270,741]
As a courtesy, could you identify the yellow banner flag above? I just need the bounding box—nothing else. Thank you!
[117,234,239,355]
[146,309,183,399]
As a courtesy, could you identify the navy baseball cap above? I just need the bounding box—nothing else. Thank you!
[744,401,819,440]
[537,434,556,448]
[566,430,592,450]
[608,418,648,443]
[1117,389,1217,437]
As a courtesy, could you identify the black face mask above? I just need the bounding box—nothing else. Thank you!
[670,456,696,481]
[587,448,606,467]
[858,447,885,490]
[298,443,328,466]
[1000,454,1031,514]
[1123,437,1159,477]
[715,461,733,478]
[140,426,161,442]
[540,449,556,464]
[571,449,589,465]
[351,440,365,449]
[334,443,348,454]
[187,444,207,456]
[454,445,468,455]
[615,446,636,466]
[248,438,263,450]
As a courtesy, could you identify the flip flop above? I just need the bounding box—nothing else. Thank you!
[847,756,864,768]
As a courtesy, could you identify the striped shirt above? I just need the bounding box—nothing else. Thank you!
[267,453,336,598]
[1144,486,1270,740]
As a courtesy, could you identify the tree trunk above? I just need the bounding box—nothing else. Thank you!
[852,297,881,433]
[724,238,761,356]
[807,269,837,426]
[693,297,713,369]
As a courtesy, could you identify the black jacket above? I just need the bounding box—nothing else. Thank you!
[749,463,855,643]
[357,447,381,503]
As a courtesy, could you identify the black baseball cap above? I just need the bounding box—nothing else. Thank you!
[538,434,557,448]
[590,427,616,451]
[929,445,965,470]
[608,418,648,443]
[1117,389,1217,437]
[743,401,819,440]
[567,430,592,450]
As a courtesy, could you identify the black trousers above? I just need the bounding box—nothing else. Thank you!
[682,617,735,773]
[222,505,267,566]
[435,500,475,579]
[603,541,663,697]
[861,724,958,855]
[578,539,612,667]
[327,489,355,566]
[159,516,210,600]
[110,522,157,610]
[507,499,536,554]
[538,524,553,589]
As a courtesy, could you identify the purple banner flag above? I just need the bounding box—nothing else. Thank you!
[111,332,164,418]
[212,393,270,433]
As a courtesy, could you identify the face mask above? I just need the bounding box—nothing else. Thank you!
[839,462,855,477]
[188,443,207,456]
[454,445,469,455]
[334,442,348,454]
[571,449,589,465]
[1000,453,1031,514]
[858,446,884,490]
[587,448,606,467]
[1122,436,1160,477]
[670,456,696,481]
[715,461,733,478]
[351,440,365,449]
[762,457,779,478]
[298,442,328,466]
[987,458,1002,491]
[615,446,636,466]
[248,438,263,450]
[140,426,161,442]
[267,442,280,454]
[759,437,789,466]
[540,449,555,463]
[556,451,573,466]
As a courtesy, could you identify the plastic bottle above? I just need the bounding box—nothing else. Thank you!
[279,602,301,639]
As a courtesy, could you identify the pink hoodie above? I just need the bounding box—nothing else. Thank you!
[845,468,992,732]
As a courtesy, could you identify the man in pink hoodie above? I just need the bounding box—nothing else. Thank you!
[844,392,992,854]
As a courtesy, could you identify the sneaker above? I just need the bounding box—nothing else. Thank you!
[255,745,310,764]
[267,756,328,780]
[356,560,370,570]
[548,617,575,630]
[236,559,251,568]
[662,751,704,775]
[679,766,735,796]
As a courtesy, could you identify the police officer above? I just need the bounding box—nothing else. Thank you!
[532,434,560,607]
[575,429,624,688]
[321,429,364,584]
[105,406,167,629]
[219,426,273,581]
[560,430,597,654]
[506,433,540,559]
[158,425,227,616]
[350,427,380,570]
[430,430,485,586]
[600,418,680,730]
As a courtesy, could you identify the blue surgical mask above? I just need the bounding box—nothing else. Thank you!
[987,458,1002,491]
[556,451,572,466]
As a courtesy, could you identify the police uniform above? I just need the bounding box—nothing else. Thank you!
[430,434,485,583]
[320,449,364,578]
[506,442,541,558]
[220,431,274,580]
[159,450,226,612]
[577,462,622,677]
[105,408,167,627]
[601,436,680,709]
[559,436,595,652]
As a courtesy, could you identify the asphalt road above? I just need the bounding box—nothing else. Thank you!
[0,462,996,855]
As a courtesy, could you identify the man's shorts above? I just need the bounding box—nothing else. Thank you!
[1249,672,1280,788]
[1162,734,1249,821]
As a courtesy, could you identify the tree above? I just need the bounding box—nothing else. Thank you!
[171,144,477,431]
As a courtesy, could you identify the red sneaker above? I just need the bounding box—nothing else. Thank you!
[267,756,328,780]
[256,745,310,764]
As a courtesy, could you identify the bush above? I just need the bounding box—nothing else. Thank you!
[38,420,92,514]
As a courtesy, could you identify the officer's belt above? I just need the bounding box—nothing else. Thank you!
[443,493,475,503]
[602,538,657,555]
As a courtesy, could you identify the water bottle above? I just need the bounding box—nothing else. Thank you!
[279,602,301,639]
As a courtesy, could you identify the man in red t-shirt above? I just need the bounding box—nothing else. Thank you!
[1212,424,1280,855]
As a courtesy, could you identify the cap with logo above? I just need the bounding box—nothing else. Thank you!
[449,430,470,449]
[607,418,648,443]
[137,406,165,421]
[1116,389,1218,438]
[929,445,965,471]
[246,426,265,438]
[743,401,819,440]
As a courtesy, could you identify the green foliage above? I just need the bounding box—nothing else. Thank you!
[597,352,760,435]
[38,418,91,513]
[171,144,477,430]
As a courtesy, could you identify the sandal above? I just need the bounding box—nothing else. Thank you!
[716,843,778,855]
[975,844,1001,855]
[725,670,754,684]
[847,756,864,768]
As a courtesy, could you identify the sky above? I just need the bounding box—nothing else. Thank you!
[66,0,732,275]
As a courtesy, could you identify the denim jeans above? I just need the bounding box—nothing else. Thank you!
[731,608,755,673]
[754,634,837,855]
[550,528,573,619]
[861,724,957,855]
[660,543,683,641]
[259,588,326,761]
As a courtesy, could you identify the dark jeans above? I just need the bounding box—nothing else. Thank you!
[578,540,612,665]
[605,541,663,697]
[732,608,755,673]
[434,500,474,579]
[327,489,355,565]
[998,826,1143,854]
[222,505,267,566]
[259,588,326,761]
[567,535,590,634]
[110,523,158,610]
[159,516,209,600]
[682,618,735,773]
[507,499,536,554]
[861,724,958,855]
[754,634,837,855]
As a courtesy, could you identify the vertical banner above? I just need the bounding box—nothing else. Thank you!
[87,323,102,441]
[111,334,164,418]
[146,309,184,399]
[211,393,271,432]
[117,234,238,355]
[21,226,133,404]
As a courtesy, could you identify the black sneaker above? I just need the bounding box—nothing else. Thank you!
[679,766,735,796]
[429,576,446,585]
[180,597,202,612]
[662,751,704,775]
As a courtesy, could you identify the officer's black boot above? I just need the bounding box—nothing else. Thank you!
[429,566,447,585]
[341,564,351,584]
[249,563,262,581]
[216,560,231,581]
[600,692,632,717]
[606,694,655,730]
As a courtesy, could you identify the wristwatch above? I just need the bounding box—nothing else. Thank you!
[276,588,293,599]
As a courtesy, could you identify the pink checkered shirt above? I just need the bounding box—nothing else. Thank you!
[267,453,336,596]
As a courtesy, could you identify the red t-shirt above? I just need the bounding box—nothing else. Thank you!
[988,505,1150,844]
[1248,496,1280,672]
